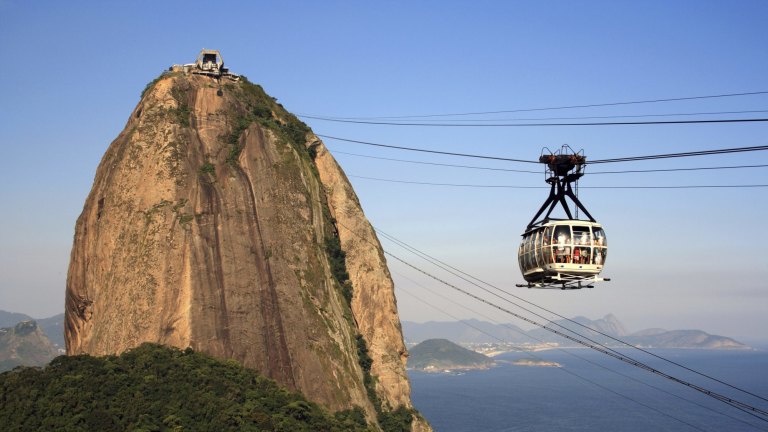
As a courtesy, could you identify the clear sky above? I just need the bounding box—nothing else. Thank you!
[1,1,766,341]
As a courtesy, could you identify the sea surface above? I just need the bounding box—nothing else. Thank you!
[409,348,768,432]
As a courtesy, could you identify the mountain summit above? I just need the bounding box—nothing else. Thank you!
[65,63,429,431]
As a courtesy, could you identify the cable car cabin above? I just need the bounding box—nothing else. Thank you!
[518,220,607,288]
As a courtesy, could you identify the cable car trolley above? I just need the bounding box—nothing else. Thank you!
[516,145,610,289]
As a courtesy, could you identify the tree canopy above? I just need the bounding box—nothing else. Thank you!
[0,343,371,432]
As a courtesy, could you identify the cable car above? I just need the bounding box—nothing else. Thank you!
[516,146,610,289]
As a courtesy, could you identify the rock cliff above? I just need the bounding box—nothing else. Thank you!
[65,72,430,431]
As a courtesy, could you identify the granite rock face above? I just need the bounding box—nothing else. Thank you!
[65,73,430,431]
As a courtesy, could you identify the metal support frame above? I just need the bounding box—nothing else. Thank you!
[526,146,596,230]
[515,273,610,290]
[526,176,596,230]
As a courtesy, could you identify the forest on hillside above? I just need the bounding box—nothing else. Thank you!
[0,343,373,432]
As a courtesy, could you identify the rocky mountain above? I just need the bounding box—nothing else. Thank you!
[0,321,58,371]
[403,315,749,350]
[625,330,747,349]
[0,311,66,350]
[408,339,495,371]
[64,69,429,431]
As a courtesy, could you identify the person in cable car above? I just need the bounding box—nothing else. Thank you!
[516,145,610,289]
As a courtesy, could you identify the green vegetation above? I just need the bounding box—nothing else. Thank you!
[0,343,372,432]
[178,214,194,225]
[199,162,215,177]
[355,335,414,432]
[170,84,192,127]
[141,75,164,99]
[408,338,495,370]
[321,220,413,431]
[222,77,312,167]
[324,236,353,304]
[142,199,172,225]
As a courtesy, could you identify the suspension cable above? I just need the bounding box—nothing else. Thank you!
[304,116,768,127]
[299,90,768,120]
[319,133,768,165]
[396,276,766,431]
[347,174,768,189]
[376,228,768,406]
[331,149,768,175]
[330,218,768,420]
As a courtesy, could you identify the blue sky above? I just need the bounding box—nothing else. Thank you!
[0,1,766,341]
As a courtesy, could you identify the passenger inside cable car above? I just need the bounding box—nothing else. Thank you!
[518,221,607,284]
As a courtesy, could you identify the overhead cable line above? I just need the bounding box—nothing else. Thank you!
[379,244,768,420]
[304,116,768,127]
[319,109,768,123]
[316,134,540,163]
[590,164,768,174]
[332,150,541,173]
[299,90,768,120]
[332,149,768,175]
[377,228,768,406]
[397,287,711,432]
[590,145,768,164]
[348,175,768,189]
[332,219,768,419]
[384,110,768,123]
[395,277,764,431]
[320,133,768,165]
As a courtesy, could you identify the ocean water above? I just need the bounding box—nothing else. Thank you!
[409,349,768,432]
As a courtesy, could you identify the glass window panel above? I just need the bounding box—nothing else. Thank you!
[593,228,607,247]
[573,226,591,246]
[554,225,572,247]
[594,247,606,265]
[574,246,590,264]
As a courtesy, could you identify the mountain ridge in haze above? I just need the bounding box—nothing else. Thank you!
[403,314,749,349]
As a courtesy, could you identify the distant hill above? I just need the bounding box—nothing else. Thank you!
[403,315,749,350]
[0,343,371,431]
[625,330,747,349]
[403,319,528,344]
[408,339,495,371]
[35,313,65,348]
[0,310,65,349]
[0,310,33,327]
[0,320,58,371]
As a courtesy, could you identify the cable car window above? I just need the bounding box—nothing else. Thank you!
[554,225,571,263]
[594,247,606,265]
[593,228,607,247]
[573,226,591,246]
[521,234,529,270]
[536,229,546,266]
[543,227,552,246]
[528,235,536,269]
[574,246,590,264]
[554,225,571,246]
[523,234,531,255]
